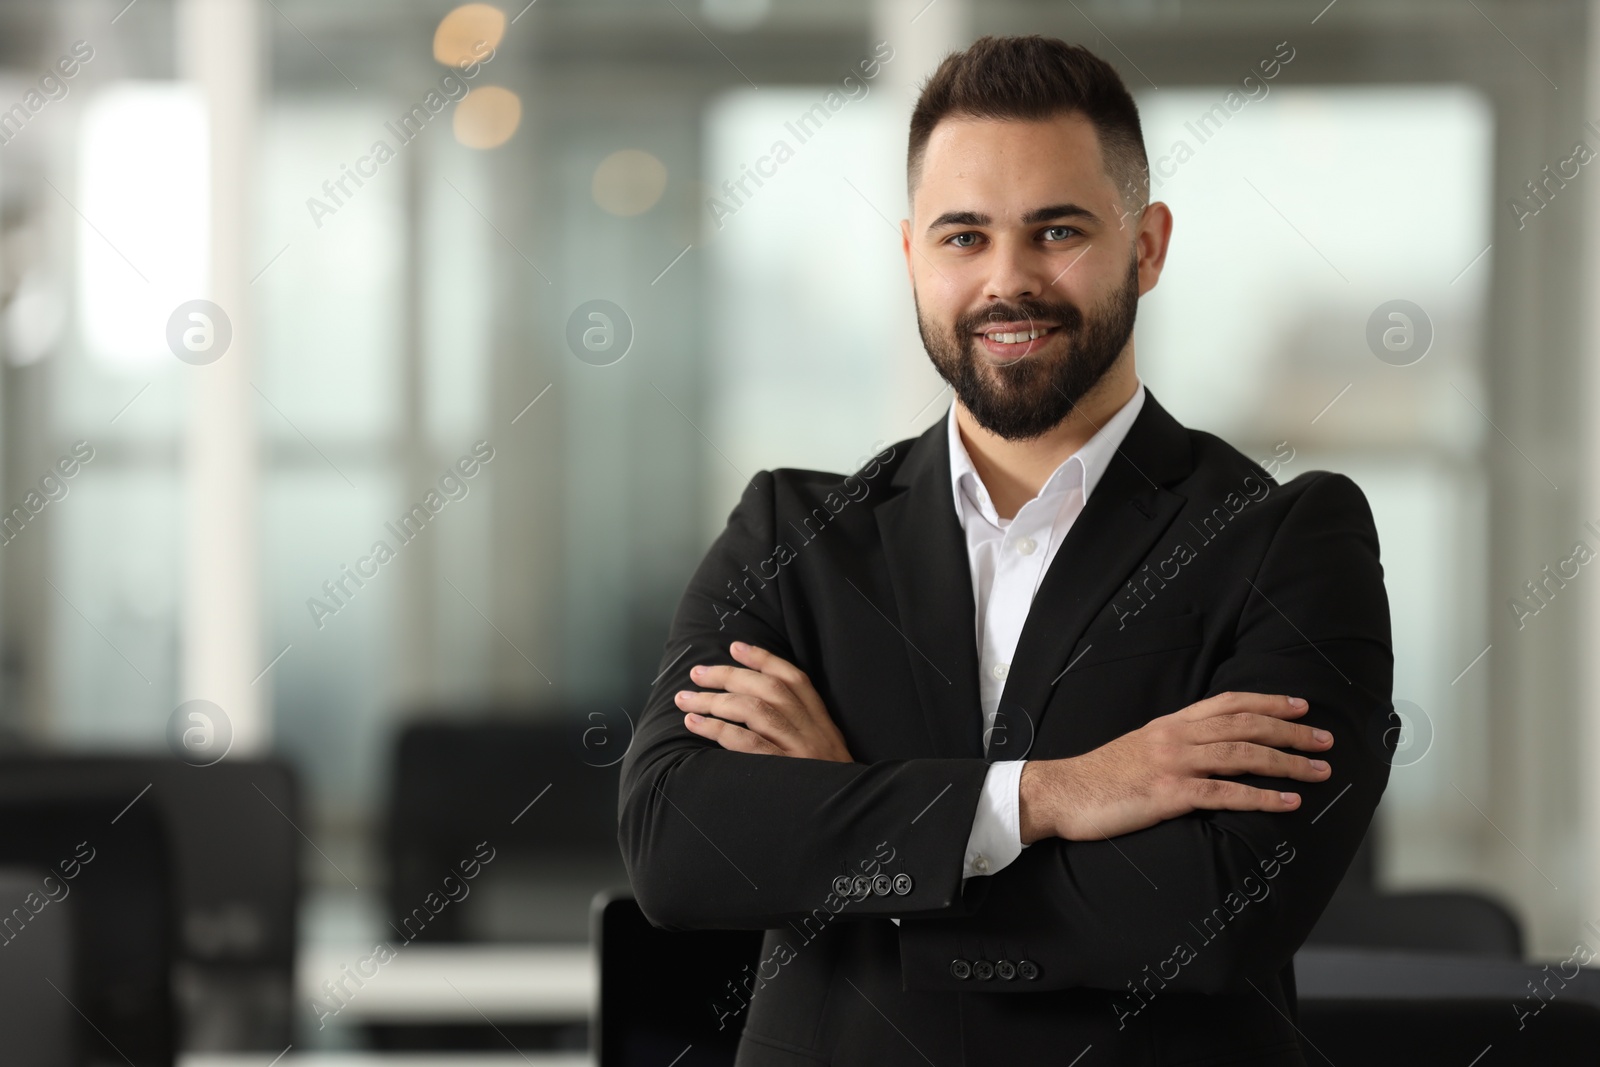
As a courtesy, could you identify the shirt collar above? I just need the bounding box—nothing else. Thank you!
[946,379,1147,526]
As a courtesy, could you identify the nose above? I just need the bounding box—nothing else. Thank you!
[981,236,1050,307]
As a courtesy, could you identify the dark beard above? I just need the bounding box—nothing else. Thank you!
[916,252,1141,441]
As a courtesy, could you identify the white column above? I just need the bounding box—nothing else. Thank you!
[1579,0,1600,942]
[178,0,265,754]
[871,0,970,432]
[871,0,969,101]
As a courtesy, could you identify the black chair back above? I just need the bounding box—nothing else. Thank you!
[0,867,75,1067]
[0,792,173,1065]
[593,891,763,1067]
[0,756,299,1051]
[1307,889,1523,957]
[389,714,630,943]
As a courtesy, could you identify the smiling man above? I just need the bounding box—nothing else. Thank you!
[619,35,1393,1066]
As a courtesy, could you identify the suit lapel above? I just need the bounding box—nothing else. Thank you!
[998,392,1193,749]
[874,417,985,759]
[871,391,1194,761]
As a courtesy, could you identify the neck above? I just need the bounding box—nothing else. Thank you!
[955,355,1138,521]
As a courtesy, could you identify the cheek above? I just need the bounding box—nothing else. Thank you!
[919,264,983,321]
[1042,279,1095,322]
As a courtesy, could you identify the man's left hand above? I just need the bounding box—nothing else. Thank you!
[675,642,854,762]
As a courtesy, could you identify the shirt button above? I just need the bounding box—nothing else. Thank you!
[1015,536,1037,556]
[972,854,989,874]
[992,662,1009,680]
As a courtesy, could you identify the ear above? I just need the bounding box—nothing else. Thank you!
[1135,201,1175,297]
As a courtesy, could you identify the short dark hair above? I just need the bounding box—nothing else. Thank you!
[907,35,1149,214]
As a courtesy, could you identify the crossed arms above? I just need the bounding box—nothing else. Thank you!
[617,469,1393,994]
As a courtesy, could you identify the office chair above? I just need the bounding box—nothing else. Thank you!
[592,890,764,1067]
[377,715,632,1049]
[0,866,77,1067]
[0,794,174,1065]
[1303,817,1524,958]
[1296,943,1600,1060]
[0,756,299,1052]
[388,713,630,944]
[1306,887,1523,958]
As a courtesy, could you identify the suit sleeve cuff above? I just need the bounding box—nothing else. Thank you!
[961,759,1028,879]
[889,760,1027,929]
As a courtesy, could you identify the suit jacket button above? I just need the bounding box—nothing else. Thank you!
[851,875,871,899]
[833,875,852,897]
[996,960,1017,980]
[891,873,913,895]
[973,960,994,980]
[871,873,892,896]
[1019,960,1040,980]
[950,959,972,980]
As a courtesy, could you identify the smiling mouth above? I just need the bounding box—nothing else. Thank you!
[979,325,1059,344]
[973,323,1061,360]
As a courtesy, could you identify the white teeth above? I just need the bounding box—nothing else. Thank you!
[988,327,1050,343]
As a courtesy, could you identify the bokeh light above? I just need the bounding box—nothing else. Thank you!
[592,149,669,216]
[453,85,522,148]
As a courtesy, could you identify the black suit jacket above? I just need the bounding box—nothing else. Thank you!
[618,392,1394,1066]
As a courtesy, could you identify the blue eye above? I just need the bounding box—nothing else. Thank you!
[948,232,978,248]
[1043,226,1078,241]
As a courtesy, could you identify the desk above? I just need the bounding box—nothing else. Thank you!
[296,944,594,1023]
[1295,946,1600,1003]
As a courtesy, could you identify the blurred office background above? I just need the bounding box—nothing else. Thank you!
[1,0,1599,1061]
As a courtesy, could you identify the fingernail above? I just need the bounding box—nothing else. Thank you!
[731,641,747,653]
[690,665,703,678]
[1309,759,1329,771]
[686,714,703,725]
[675,691,688,702]
[1313,729,1331,743]
[1288,697,1307,709]
[1280,792,1298,803]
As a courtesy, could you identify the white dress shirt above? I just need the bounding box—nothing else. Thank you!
[951,381,1147,882]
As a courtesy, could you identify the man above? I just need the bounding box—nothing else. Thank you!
[618,34,1392,1066]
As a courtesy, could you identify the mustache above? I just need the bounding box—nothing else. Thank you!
[958,299,1084,337]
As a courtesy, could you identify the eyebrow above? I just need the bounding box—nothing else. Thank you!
[925,203,1101,234]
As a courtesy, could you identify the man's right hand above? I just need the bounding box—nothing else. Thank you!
[1018,692,1333,844]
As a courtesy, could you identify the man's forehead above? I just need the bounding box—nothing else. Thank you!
[913,112,1111,221]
